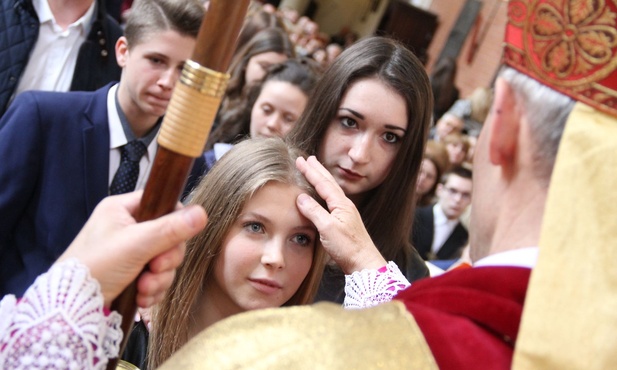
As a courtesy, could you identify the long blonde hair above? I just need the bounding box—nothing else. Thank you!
[148,138,326,368]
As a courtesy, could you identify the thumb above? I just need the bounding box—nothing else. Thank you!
[297,193,332,233]
[130,205,207,261]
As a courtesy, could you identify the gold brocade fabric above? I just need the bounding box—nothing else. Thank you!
[159,301,438,369]
[513,102,617,369]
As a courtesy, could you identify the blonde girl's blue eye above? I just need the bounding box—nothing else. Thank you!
[292,233,313,247]
[244,222,264,233]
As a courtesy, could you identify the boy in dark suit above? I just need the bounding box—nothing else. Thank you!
[412,166,472,261]
[0,0,205,296]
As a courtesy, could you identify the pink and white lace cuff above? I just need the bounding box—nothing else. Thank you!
[344,261,411,309]
[0,259,122,369]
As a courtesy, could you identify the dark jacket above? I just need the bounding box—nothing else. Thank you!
[0,0,123,116]
[122,320,150,370]
[411,205,468,261]
[0,85,205,297]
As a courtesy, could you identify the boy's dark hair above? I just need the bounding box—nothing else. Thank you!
[124,0,204,47]
[442,166,472,184]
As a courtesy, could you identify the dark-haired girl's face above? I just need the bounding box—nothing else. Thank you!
[317,77,408,203]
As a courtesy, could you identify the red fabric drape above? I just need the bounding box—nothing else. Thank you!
[395,267,531,369]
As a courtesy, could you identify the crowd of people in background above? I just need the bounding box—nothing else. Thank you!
[0,0,491,319]
[3,0,609,369]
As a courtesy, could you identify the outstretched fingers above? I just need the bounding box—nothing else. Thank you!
[296,193,333,234]
[296,156,349,210]
[295,155,385,273]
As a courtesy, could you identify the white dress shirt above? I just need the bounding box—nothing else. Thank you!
[431,204,459,254]
[474,247,538,269]
[15,0,95,95]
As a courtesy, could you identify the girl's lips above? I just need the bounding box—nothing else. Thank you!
[249,278,282,295]
[338,166,363,181]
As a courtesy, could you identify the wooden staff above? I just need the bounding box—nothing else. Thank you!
[107,1,249,368]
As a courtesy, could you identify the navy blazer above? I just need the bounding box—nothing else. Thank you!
[411,205,468,261]
[0,85,204,296]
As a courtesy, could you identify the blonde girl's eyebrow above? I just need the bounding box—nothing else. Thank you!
[237,211,269,224]
[292,223,318,235]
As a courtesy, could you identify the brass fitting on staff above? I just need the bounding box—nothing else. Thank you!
[158,60,231,158]
[180,60,229,97]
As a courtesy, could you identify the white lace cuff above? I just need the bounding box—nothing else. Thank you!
[0,259,122,369]
[343,261,411,309]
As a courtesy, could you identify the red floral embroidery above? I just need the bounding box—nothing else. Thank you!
[530,0,617,78]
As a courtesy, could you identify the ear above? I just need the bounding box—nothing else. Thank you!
[488,77,521,167]
[115,36,129,68]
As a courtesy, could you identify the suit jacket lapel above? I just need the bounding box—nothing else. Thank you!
[83,85,112,215]
[437,222,469,260]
